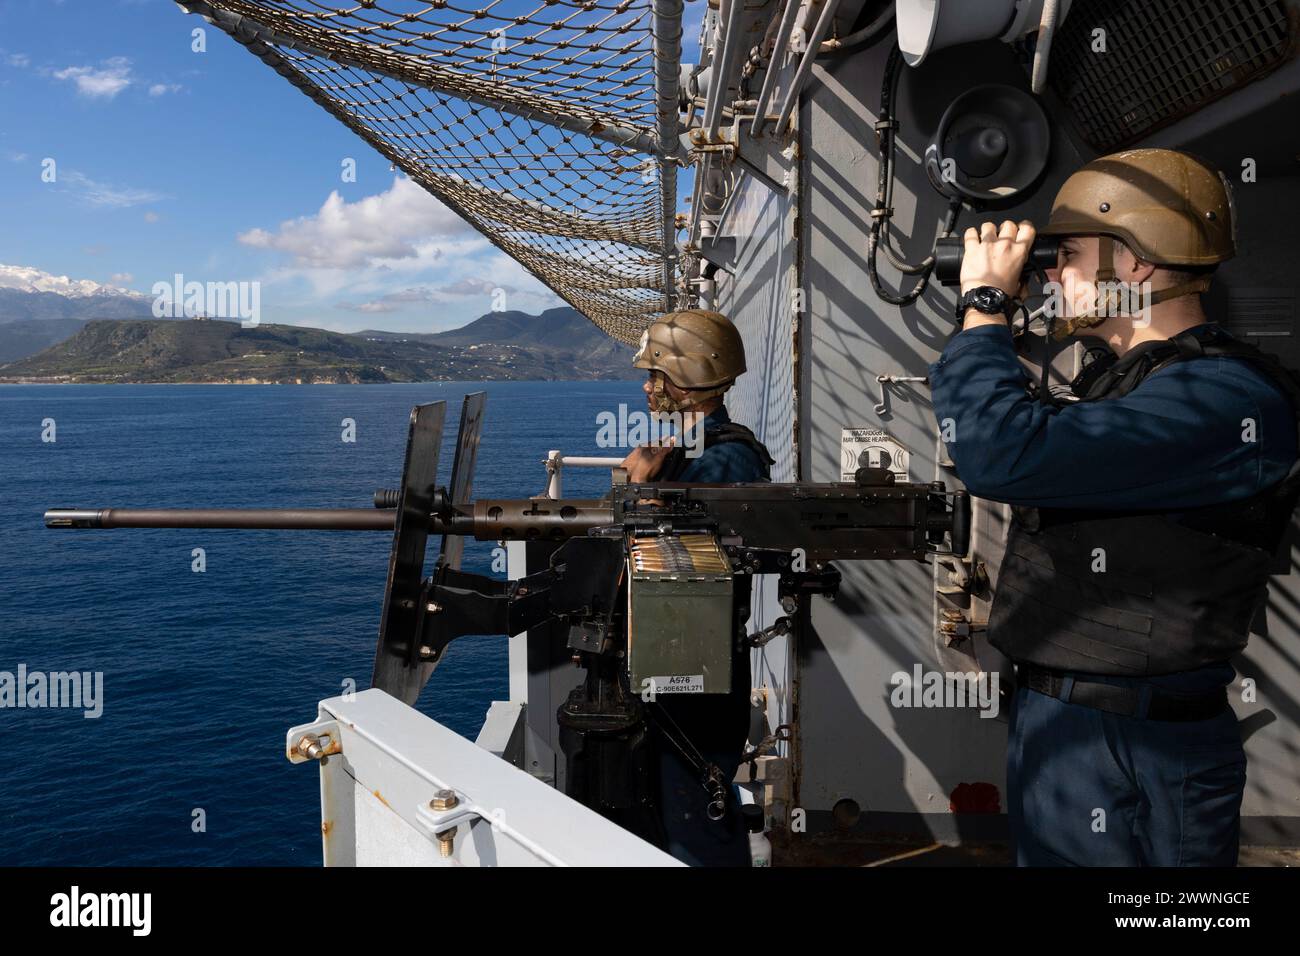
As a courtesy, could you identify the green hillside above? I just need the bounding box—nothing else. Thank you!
[0,315,635,384]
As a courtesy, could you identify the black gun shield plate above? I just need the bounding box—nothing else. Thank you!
[439,391,486,571]
[371,401,445,704]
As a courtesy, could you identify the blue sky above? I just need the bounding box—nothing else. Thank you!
[0,0,705,333]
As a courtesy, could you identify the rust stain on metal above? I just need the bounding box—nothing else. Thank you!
[321,820,332,836]
[372,788,392,809]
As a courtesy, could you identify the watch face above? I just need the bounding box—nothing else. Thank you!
[955,286,1010,322]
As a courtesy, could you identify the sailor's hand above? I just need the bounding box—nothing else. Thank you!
[961,220,1035,296]
[622,444,672,483]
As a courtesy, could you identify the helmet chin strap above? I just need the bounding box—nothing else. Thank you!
[649,374,729,413]
[1051,236,1213,340]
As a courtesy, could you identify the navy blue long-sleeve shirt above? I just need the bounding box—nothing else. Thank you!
[929,322,1297,691]
[674,406,771,484]
[929,323,1296,509]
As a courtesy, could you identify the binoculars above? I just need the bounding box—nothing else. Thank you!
[933,235,1060,286]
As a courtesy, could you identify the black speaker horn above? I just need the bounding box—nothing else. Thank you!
[924,84,1050,204]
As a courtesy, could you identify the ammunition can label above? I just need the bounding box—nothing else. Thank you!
[649,675,705,694]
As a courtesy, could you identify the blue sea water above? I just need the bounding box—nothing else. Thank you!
[0,381,642,865]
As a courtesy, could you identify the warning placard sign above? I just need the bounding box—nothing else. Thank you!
[841,427,910,481]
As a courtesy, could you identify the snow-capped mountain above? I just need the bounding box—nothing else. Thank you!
[0,263,147,300]
[0,264,155,362]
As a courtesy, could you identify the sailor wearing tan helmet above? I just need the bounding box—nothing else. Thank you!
[930,148,1300,866]
[617,308,774,867]
[621,308,774,486]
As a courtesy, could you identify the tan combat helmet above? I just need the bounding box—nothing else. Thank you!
[1038,148,1236,337]
[633,309,747,411]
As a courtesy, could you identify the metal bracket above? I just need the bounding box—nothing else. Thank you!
[732,123,796,195]
[939,608,988,648]
[697,234,738,269]
[285,718,343,764]
[414,790,483,836]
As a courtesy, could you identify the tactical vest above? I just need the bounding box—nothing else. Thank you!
[988,327,1300,676]
[659,420,775,483]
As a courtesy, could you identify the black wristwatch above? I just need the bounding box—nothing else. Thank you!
[955,285,1015,322]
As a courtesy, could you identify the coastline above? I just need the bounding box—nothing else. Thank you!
[0,375,636,385]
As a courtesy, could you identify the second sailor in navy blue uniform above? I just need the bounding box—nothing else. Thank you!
[930,149,1300,866]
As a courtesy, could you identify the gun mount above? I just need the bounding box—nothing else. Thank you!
[45,395,969,841]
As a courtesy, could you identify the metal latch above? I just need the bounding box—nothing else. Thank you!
[875,374,928,415]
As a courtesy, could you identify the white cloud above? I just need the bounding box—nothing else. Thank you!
[238,176,475,270]
[438,276,515,296]
[110,272,134,284]
[143,211,160,223]
[238,176,564,326]
[53,57,133,99]
[340,299,401,314]
[340,270,558,316]
[148,83,181,97]
[6,53,30,68]
[342,280,516,312]
[61,170,165,209]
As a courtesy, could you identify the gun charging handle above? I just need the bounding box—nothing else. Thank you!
[948,491,971,556]
[924,485,971,556]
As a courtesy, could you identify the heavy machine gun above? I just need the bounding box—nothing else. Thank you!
[45,394,969,840]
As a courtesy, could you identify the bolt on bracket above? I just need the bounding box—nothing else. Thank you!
[285,719,344,764]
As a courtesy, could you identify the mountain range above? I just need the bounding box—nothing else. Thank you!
[0,265,636,381]
[0,290,635,386]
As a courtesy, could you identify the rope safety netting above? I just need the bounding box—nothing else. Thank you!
[179,0,680,344]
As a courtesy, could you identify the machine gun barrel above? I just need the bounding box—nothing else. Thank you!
[45,485,967,555]
[46,507,403,531]
[44,499,614,538]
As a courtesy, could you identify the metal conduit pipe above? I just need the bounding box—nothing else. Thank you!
[773,0,843,136]
[1031,0,1061,94]
[653,0,685,308]
[818,3,895,54]
[750,0,802,137]
[701,0,748,141]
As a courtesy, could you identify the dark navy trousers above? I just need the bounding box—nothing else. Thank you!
[1006,680,1246,866]
[651,652,753,867]
[655,741,748,866]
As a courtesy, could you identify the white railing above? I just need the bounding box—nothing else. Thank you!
[542,450,625,499]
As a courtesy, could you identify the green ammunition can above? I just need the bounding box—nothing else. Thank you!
[626,534,734,696]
